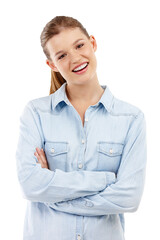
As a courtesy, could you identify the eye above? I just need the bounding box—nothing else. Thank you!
[58,54,66,60]
[77,43,84,49]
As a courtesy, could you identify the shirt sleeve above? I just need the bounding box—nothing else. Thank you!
[16,101,115,203]
[45,110,147,216]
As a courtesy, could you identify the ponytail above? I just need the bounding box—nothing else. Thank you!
[49,70,66,95]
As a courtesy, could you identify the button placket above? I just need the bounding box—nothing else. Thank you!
[77,112,89,171]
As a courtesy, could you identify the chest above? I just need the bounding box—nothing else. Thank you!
[40,106,129,174]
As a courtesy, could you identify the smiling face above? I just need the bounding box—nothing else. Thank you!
[46,27,98,86]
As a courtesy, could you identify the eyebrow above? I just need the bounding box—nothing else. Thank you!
[54,38,84,57]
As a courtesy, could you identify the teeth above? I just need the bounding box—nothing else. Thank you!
[73,63,88,72]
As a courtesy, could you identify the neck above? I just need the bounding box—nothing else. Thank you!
[65,75,104,105]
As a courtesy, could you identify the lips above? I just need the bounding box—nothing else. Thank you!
[72,62,89,72]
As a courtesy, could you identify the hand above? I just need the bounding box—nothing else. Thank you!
[34,147,49,169]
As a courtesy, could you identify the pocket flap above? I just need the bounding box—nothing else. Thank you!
[45,141,68,157]
[98,142,124,157]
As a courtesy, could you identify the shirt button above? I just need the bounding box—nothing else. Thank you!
[77,235,81,240]
[51,148,55,153]
[85,201,94,207]
[78,163,83,169]
[81,139,85,144]
[109,148,113,154]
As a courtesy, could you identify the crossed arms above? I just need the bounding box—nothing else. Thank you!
[16,101,147,217]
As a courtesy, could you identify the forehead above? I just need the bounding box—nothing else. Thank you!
[46,28,88,55]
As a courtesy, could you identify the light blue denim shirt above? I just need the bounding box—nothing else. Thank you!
[16,82,147,240]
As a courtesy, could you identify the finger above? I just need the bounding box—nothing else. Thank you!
[34,151,39,157]
[36,148,47,164]
[36,147,45,154]
[36,147,41,154]
[36,148,45,159]
[35,151,48,169]
[41,148,46,157]
[34,152,41,163]
[35,148,44,161]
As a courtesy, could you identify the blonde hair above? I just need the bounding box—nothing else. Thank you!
[40,16,90,94]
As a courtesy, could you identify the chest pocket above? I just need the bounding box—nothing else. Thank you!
[97,142,124,173]
[44,141,68,171]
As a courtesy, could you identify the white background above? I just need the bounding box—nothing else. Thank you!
[0,0,160,239]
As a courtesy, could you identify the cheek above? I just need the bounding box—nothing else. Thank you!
[58,61,70,78]
[83,47,92,57]
[89,51,97,66]
[58,61,68,72]
[85,47,96,63]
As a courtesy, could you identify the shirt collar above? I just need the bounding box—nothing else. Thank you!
[51,81,114,112]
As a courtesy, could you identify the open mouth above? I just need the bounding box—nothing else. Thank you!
[72,62,89,73]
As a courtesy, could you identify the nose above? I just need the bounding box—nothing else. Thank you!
[70,49,82,64]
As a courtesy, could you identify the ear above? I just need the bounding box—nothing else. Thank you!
[46,59,59,72]
[89,35,97,52]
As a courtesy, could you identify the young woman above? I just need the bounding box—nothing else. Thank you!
[16,16,147,240]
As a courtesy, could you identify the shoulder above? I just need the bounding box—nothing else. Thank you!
[26,94,54,112]
[109,95,146,132]
[110,95,144,118]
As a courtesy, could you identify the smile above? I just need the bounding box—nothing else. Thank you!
[72,62,89,74]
